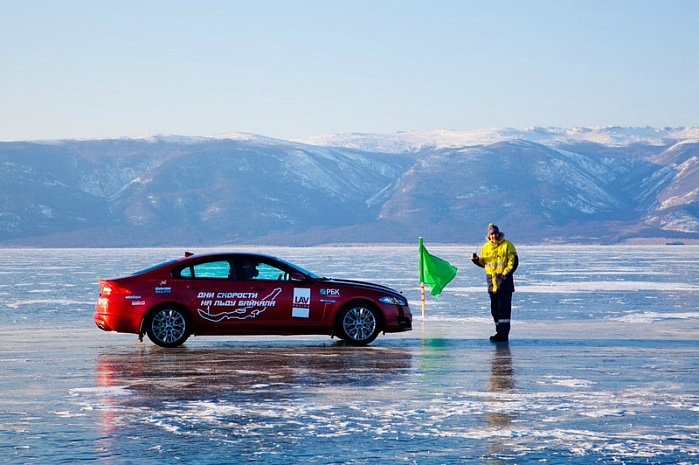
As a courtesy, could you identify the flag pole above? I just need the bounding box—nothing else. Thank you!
[419,237,426,318]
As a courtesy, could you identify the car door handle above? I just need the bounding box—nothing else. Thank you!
[187,285,202,290]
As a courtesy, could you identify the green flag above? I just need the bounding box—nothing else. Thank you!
[419,237,458,297]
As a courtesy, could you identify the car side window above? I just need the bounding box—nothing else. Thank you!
[178,260,232,279]
[180,267,193,278]
[233,259,290,281]
[256,262,289,281]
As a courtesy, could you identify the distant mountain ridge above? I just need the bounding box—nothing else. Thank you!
[1,127,697,246]
[293,126,699,153]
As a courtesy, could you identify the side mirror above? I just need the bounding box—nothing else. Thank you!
[290,272,306,282]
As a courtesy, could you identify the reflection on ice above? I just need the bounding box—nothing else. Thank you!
[484,344,516,463]
[56,339,695,464]
[94,344,414,402]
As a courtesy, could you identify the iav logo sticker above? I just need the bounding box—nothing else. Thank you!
[292,288,311,318]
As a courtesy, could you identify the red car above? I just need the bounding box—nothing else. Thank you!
[94,252,412,347]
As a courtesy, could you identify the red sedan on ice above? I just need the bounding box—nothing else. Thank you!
[94,252,412,347]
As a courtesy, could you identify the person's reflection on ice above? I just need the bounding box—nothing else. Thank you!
[484,344,516,462]
[486,344,514,426]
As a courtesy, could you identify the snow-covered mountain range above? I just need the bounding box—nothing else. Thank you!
[293,126,699,153]
[0,127,697,246]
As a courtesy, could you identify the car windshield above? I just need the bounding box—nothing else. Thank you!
[275,257,323,279]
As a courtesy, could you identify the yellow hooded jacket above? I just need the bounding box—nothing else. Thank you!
[475,238,518,294]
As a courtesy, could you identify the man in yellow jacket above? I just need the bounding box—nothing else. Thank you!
[471,224,518,342]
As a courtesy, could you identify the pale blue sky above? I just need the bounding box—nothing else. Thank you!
[1,0,697,141]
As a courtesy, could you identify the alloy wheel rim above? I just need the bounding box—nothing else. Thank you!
[152,309,186,343]
[343,307,376,341]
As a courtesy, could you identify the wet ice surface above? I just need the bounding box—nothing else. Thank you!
[1,246,698,464]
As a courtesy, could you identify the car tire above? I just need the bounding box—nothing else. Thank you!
[336,302,381,346]
[146,305,192,348]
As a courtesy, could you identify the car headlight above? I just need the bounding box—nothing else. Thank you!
[379,295,407,306]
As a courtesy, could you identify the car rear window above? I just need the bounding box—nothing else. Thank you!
[133,259,178,275]
[179,260,231,279]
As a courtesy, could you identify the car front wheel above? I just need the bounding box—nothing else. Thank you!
[336,302,381,346]
[146,305,191,348]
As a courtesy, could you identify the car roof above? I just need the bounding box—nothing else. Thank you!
[126,252,286,277]
[171,252,323,279]
[177,251,281,262]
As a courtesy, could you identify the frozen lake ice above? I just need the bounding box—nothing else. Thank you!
[1,245,697,463]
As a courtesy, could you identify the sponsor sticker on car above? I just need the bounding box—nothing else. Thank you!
[292,288,311,318]
[197,288,282,321]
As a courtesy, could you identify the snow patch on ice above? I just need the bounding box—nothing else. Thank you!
[413,315,492,323]
[541,376,597,388]
[6,299,93,309]
[69,386,136,397]
[614,312,699,322]
[518,281,699,293]
[581,409,627,417]
[53,410,87,418]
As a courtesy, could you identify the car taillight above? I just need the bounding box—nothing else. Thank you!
[99,282,131,296]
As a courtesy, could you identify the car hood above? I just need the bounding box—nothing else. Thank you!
[321,278,403,296]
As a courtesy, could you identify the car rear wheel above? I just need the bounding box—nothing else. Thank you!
[336,302,381,346]
[146,305,191,348]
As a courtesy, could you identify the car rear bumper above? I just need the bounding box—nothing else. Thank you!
[94,297,143,333]
[94,312,113,331]
[93,310,140,333]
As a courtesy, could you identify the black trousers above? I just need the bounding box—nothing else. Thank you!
[489,291,512,337]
